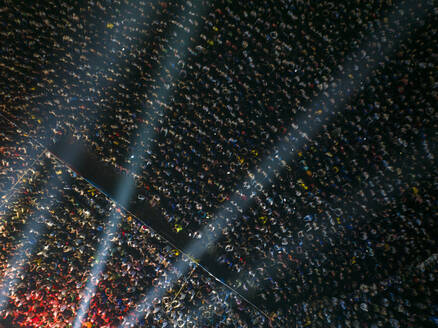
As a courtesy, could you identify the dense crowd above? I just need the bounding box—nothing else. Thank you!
[0,134,262,327]
[0,0,437,327]
[0,117,43,200]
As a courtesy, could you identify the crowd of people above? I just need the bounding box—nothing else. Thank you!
[0,133,263,327]
[0,0,437,327]
[0,117,43,200]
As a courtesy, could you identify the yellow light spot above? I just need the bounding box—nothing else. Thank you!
[172,249,180,256]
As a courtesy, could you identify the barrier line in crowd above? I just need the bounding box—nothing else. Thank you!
[171,265,197,303]
[119,0,434,326]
